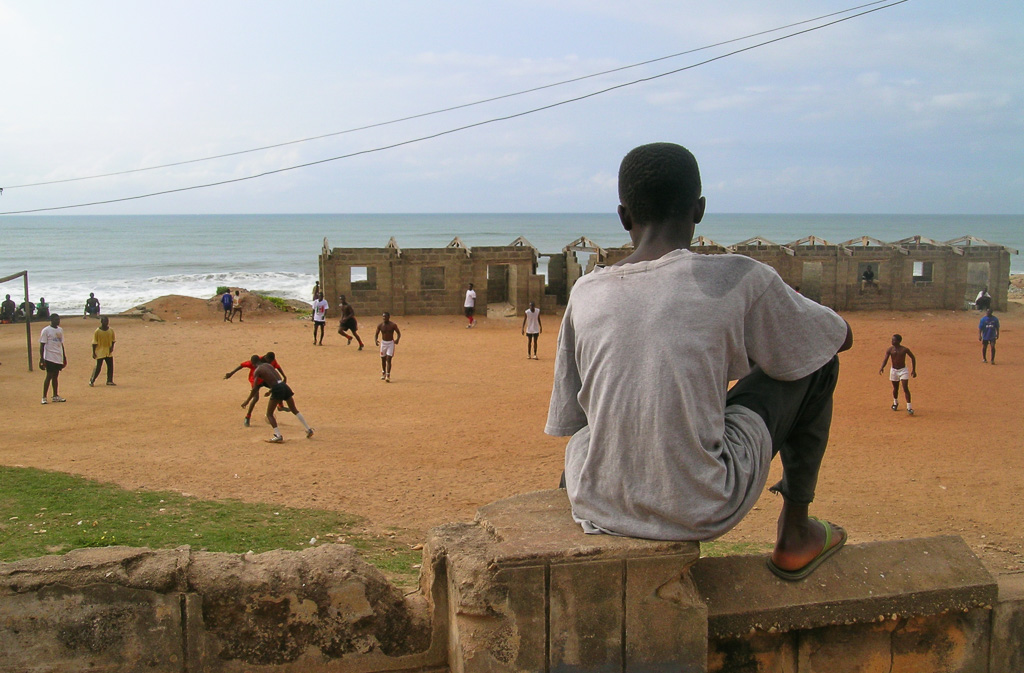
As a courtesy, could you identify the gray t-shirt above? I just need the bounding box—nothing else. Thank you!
[545,249,848,541]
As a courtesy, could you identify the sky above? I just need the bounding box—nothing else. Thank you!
[1,1,1022,216]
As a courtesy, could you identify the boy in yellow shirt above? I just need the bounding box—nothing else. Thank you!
[90,317,116,386]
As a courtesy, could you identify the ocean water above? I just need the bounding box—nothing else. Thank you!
[1,213,1020,314]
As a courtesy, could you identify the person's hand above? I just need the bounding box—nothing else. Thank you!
[878,368,883,375]
[224,373,231,379]
[240,401,248,408]
[264,391,271,397]
[912,372,917,378]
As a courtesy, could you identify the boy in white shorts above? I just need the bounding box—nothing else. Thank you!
[374,312,401,382]
[879,333,917,415]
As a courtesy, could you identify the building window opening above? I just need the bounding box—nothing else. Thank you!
[351,266,377,291]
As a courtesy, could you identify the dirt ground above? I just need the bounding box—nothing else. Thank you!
[2,294,1022,576]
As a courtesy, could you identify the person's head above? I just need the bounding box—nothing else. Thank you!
[89,292,95,298]
[318,292,324,300]
[468,283,474,290]
[250,354,262,366]
[4,294,9,300]
[339,294,347,304]
[529,301,536,310]
[263,351,276,362]
[100,316,109,329]
[617,142,705,233]
[382,312,391,321]
[50,314,60,327]
[986,309,993,317]
[234,290,239,296]
[39,297,45,303]
[891,334,902,346]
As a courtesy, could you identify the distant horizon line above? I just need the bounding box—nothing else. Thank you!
[3,211,1022,218]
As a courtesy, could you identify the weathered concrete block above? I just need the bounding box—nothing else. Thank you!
[0,582,184,672]
[625,555,707,673]
[693,536,996,639]
[549,559,623,671]
[185,544,433,670]
[796,610,990,673]
[707,632,796,673]
[429,490,703,673]
[0,546,189,672]
[991,574,1024,673]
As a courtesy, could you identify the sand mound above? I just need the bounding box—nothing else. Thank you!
[131,290,304,321]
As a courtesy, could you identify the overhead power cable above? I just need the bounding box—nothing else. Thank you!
[4,0,895,192]
[0,0,909,215]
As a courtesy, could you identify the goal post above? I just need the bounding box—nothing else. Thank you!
[0,270,34,371]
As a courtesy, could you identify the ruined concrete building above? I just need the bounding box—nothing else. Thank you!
[318,234,1016,317]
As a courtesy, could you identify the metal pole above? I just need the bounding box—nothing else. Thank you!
[23,271,33,371]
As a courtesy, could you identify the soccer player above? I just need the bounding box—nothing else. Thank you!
[879,334,917,415]
[374,312,401,382]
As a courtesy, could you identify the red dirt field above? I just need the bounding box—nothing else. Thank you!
[2,296,1022,575]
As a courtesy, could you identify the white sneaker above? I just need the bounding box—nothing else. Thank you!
[52,396,66,403]
[266,435,284,443]
[306,428,314,438]
[381,372,387,380]
[41,397,47,405]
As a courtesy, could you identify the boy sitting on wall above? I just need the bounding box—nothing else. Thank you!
[545,142,854,580]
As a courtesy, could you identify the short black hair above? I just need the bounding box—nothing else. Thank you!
[618,143,701,223]
[893,334,902,343]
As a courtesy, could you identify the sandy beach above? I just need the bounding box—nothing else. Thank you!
[1,295,1022,576]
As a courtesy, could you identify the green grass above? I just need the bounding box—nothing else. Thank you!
[259,295,293,312]
[0,466,421,584]
[215,286,230,295]
[700,540,773,557]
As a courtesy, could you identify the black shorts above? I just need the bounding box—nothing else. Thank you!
[313,319,325,326]
[44,360,64,374]
[464,306,475,318]
[269,382,293,401]
[340,317,357,331]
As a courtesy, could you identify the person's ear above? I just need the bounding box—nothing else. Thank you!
[617,204,633,231]
[693,196,706,224]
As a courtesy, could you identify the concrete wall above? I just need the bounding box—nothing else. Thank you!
[321,236,1012,317]
[319,244,537,318]
[4,491,1023,672]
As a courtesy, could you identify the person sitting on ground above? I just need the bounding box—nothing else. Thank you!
[36,298,50,320]
[545,143,853,581]
[0,294,15,323]
[84,292,100,318]
[17,300,35,322]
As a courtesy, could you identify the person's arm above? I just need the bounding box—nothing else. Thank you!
[224,364,245,379]
[521,313,527,334]
[394,325,401,344]
[62,341,67,366]
[538,314,542,334]
[978,319,984,341]
[92,341,98,359]
[38,340,45,367]
[994,320,1000,340]
[374,325,381,345]
[907,349,917,377]
[879,347,891,374]
[838,320,852,353]
[110,335,115,355]
[275,364,286,383]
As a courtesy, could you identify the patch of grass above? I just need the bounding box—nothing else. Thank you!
[215,286,230,295]
[259,295,292,312]
[700,540,773,558]
[0,466,421,584]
